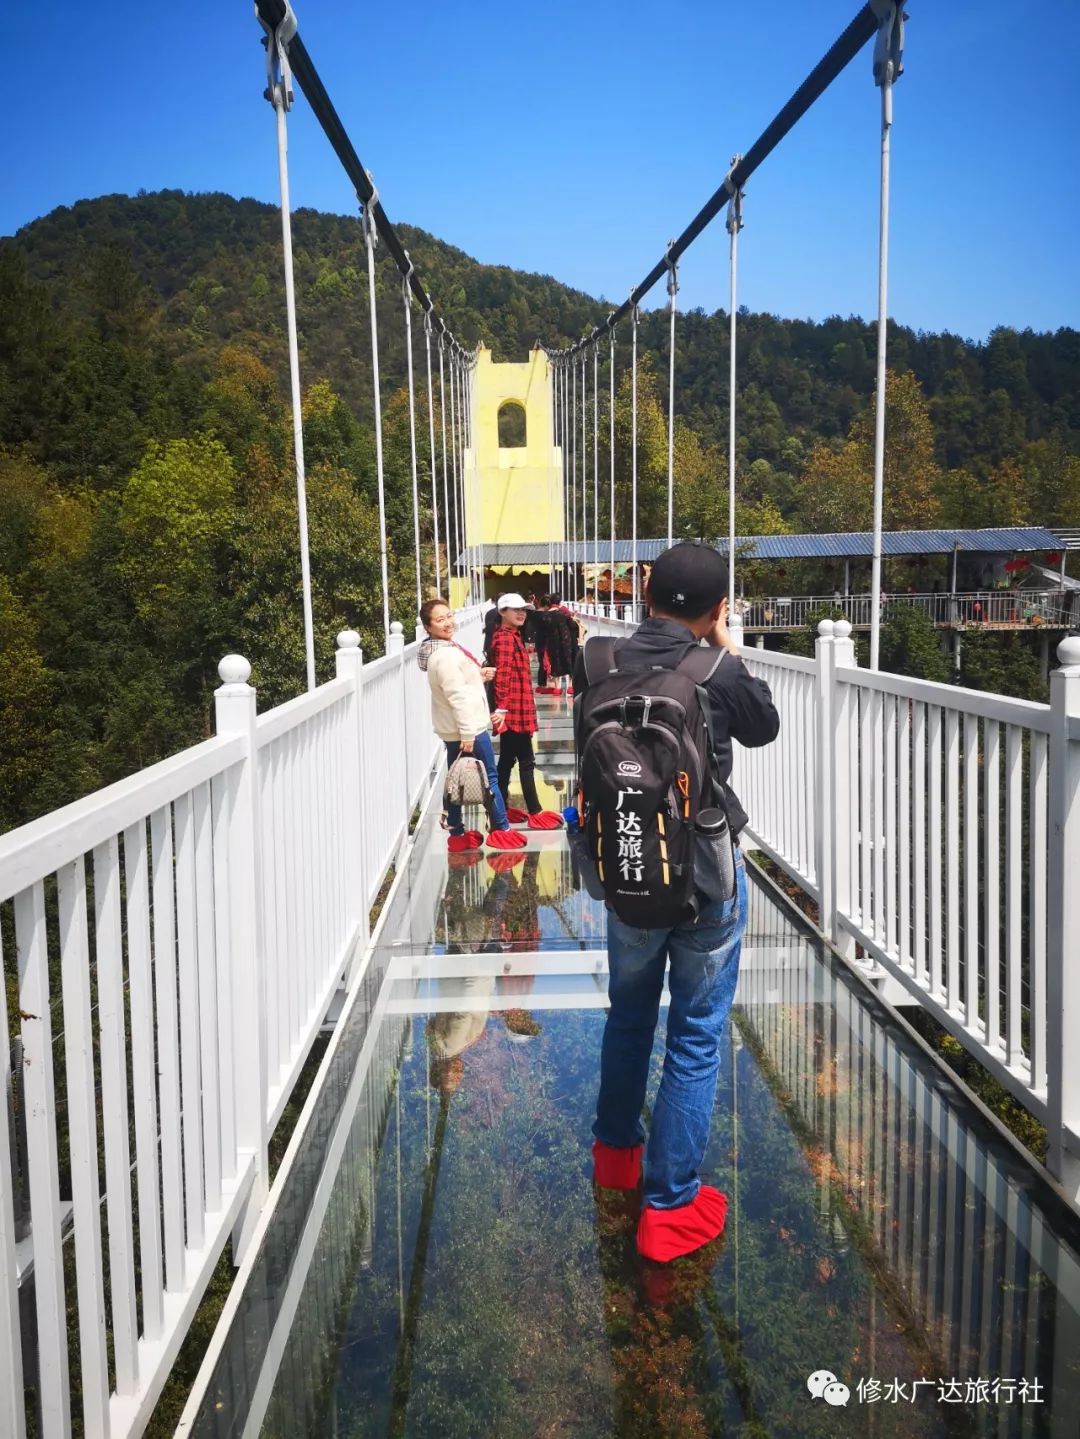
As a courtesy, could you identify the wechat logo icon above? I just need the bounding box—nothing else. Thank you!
[807,1370,850,1406]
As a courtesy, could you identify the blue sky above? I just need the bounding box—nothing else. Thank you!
[7,1,1079,342]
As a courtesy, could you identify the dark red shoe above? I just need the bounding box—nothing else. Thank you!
[527,810,563,830]
[637,1185,728,1263]
[504,807,530,825]
[592,1139,643,1191]
[447,832,483,854]
[486,828,527,851]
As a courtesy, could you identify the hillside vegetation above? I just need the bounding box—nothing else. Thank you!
[1,189,1078,830]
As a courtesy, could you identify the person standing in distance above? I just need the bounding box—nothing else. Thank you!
[488,593,563,829]
[574,542,780,1262]
[419,598,526,854]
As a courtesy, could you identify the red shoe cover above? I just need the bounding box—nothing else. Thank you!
[447,833,481,854]
[592,1140,643,1190]
[527,810,563,830]
[504,807,530,824]
[447,851,483,870]
[486,828,527,850]
[464,829,484,845]
[637,1185,728,1263]
[487,852,526,873]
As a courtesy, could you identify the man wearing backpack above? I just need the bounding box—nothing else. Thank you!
[574,542,779,1262]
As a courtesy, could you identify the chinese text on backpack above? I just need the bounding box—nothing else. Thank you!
[574,637,728,927]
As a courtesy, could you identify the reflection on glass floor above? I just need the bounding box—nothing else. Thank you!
[188,702,1080,1438]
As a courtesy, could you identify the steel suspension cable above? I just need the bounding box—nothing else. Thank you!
[592,344,599,608]
[448,348,462,599]
[726,170,744,619]
[362,185,391,644]
[259,8,316,690]
[869,0,904,670]
[665,241,679,548]
[580,352,587,605]
[566,365,575,595]
[423,311,441,596]
[571,354,578,601]
[630,304,640,617]
[438,337,453,598]
[609,330,616,611]
[401,261,422,621]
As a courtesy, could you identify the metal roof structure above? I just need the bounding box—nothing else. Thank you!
[458,526,1064,569]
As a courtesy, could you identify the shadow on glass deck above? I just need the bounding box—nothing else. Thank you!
[183,719,1080,1439]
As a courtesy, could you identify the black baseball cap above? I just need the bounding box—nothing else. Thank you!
[648,542,729,618]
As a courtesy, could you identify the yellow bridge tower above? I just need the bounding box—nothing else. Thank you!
[453,344,563,604]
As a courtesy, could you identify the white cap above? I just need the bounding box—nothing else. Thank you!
[497,592,528,610]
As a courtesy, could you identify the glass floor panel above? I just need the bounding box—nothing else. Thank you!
[189,704,1080,1437]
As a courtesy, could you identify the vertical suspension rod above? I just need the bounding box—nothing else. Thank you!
[261,11,316,688]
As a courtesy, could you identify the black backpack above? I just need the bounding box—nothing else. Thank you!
[574,637,728,928]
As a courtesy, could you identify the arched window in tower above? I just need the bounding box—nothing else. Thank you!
[497,400,527,449]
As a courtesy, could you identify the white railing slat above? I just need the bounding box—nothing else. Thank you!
[150,806,185,1293]
[93,837,139,1395]
[0,928,27,1439]
[57,857,111,1438]
[963,713,980,1033]
[193,781,222,1213]
[944,708,961,1013]
[15,880,72,1439]
[1004,726,1024,1069]
[123,821,165,1341]
[983,723,1001,1054]
[1029,733,1048,1095]
[174,791,206,1252]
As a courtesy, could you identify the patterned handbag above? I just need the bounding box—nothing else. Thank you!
[444,753,493,817]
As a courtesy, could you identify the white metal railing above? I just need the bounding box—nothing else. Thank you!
[580,609,1080,1204]
[744,624,1080,1205]
[0,604,486,1438]
[739,588,1077,631]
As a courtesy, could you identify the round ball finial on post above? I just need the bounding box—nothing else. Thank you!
[1056,635,1080,670]
[390,621,404,636]
[834,619,853,640]
[218,654,252,687]
[337,630,361,651]
[817,618,836,637]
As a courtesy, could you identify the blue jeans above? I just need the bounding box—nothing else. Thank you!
[445,732,509,834]
[593,853,746,1209]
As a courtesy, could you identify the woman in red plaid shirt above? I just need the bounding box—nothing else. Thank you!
[488,594,562,830]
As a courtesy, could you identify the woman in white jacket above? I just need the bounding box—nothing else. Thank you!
[419,599,526,854]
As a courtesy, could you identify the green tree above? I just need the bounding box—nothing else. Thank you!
[116,434,236,651]
[0,576,56,829]
[878,604,951,682]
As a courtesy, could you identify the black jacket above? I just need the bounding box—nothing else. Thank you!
[573,617,780,838]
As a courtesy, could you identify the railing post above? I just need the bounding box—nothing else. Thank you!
[387,621,411,857]
[335,632,370,972]
[826,619,858,956]
[213,654,269,1261]
[1047,635,1080,1201]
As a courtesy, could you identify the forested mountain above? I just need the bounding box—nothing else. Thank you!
[1,189,1078,831]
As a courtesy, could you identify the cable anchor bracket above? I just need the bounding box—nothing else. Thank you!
[725,155,744,235]
[402,249,415,306]
[360,172,379,248]
[871,0,905,89]
[257,0,297,111]
[664,240,679,301]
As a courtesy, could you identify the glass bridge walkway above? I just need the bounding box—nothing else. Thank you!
[178,699,1080,1439]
